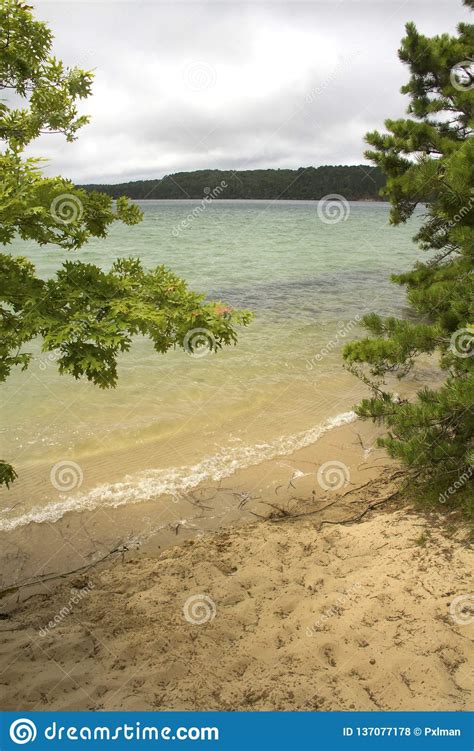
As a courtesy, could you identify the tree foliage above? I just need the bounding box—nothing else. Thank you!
[0,0,250,485]
[344,2,473,505]
[80,166,386,202]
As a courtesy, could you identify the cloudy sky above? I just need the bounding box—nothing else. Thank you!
[31,0,470,184]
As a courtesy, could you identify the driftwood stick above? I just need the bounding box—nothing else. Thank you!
[260,502,291,517]
[318,489,401,528]
[340,478,375,497]
[0,544,128,600]
[248,510,271,520]
[269,485,400,526]
[269,499,338,523]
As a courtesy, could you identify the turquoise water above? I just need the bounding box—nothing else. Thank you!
[0,200,422,528]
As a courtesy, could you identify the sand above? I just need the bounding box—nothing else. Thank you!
[0,450,472,711]
[0,416,387,588]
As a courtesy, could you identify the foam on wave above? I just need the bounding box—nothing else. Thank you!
[0,411,356,532]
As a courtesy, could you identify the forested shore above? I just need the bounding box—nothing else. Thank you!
[80,165,385,200]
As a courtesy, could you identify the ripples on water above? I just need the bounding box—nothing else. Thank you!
[0,200,422,525]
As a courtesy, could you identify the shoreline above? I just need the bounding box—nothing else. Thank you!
[98,198,392,203]
[0,411,359,535]
[0,415,391,592]
[0,460,472,711]
[1,409,471,712]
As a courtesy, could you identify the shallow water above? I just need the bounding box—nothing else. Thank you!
[0,200,423,530]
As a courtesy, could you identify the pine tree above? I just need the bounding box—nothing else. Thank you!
[343,1,473,507]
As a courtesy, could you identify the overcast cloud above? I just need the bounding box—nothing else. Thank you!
[29,0,471,184]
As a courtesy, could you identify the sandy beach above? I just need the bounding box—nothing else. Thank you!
[0,419,472,712]
[1,0,473,735]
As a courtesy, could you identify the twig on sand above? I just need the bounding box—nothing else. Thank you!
[318,489,401,528]
[260,502,292,517]
[248,510,270,520]
[355,432,367,451]
[232,491,261,509]
[341,470,406,499]
[261,484,401,526]
[340,478,375,497]
[183,493,213,511]
[269,499,339,523]
[0,544,129,601]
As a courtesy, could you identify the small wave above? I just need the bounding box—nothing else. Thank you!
[1,411,356,532]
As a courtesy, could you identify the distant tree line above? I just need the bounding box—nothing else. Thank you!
[79,166,386,201]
